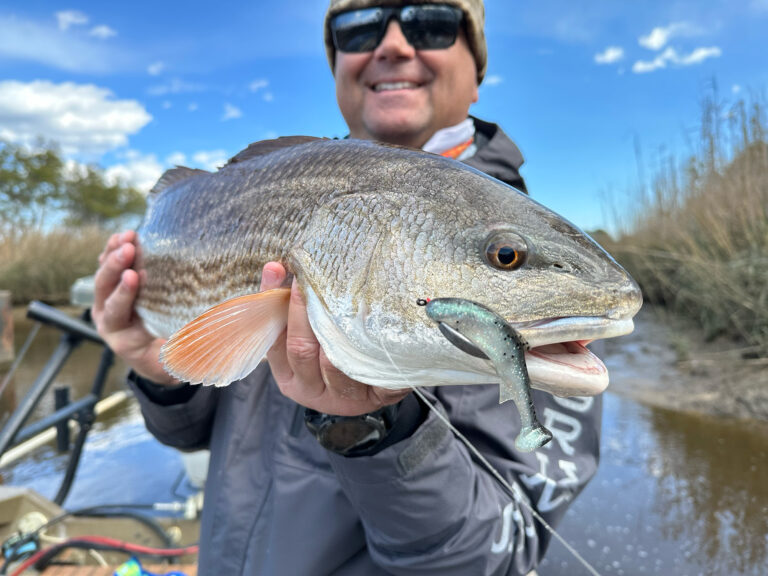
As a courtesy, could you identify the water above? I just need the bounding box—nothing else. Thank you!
[0,308,190,508]
[2,307,768,575]
[0,307,126,424]
[544,394,768,576]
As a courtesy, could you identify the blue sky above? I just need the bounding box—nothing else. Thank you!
[0,1,766,232]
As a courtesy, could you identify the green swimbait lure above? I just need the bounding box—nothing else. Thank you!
[421,298,553,452]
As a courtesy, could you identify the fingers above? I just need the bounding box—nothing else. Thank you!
[317,350,368,403]
[94,234,136,315]
[262,262,294,383]
[261,263,402,415]
[267,277,325,399]
[99,269,140,332]
[98,230,136,266]
[259,261,287,291]
[370,386,410,407]
[282,278,374,410]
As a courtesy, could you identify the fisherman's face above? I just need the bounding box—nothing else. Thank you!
[335,19,479,149]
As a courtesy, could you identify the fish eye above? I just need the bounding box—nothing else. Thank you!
[484,233,528,271]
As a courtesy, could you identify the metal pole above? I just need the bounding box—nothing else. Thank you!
[54,386,71,452]
[0,290,12,365]
[0,335,78,457]
[53,345,115,506]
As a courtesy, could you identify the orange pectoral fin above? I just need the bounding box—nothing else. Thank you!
[160,288,291,387]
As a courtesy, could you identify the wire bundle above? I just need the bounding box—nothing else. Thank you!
[0,504,197,576]
[8,536,198,576]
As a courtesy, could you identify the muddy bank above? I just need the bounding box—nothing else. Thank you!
[603,305,768,423]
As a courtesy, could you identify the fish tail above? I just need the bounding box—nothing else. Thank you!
[515,423,553,453]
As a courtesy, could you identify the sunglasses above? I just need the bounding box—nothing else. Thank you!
[331,4,464,53]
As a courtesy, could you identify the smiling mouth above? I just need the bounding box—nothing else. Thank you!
[372,81,421,92]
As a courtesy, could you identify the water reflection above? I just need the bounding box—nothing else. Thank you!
[648,407,768,574]
[544,394,768,576]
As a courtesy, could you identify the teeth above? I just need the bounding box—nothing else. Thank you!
[373,82,418,92]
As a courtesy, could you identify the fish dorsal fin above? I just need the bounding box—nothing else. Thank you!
[150,167,209,195]
[227,136,326,165]
[159,288,291,387]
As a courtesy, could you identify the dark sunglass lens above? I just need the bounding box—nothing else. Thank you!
[400,5,462,50]
[332,8,386,52]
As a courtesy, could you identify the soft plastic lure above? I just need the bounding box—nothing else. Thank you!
[421,298,553,452]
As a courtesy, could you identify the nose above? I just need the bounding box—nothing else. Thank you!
[374,20,416,60]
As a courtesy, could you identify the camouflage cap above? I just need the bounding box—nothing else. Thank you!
[324,0,487,84]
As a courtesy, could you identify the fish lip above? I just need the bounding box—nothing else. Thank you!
[514,316,636,349]
[436,315,635,363]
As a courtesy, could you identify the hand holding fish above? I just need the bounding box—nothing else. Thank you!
[92,231,179,386]
[260,261,409,416]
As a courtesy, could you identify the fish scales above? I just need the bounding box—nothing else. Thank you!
[136,137,642,400]
[136,139,449,337]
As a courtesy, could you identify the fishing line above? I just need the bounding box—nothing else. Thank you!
[378,343,602,576]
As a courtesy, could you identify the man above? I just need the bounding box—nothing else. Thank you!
[93,1,600,574]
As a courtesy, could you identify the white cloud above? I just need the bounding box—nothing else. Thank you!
[0,80,152,155]
[678,46,721,65]
[633,58,665,74]
[163,150,227,171]
[62,158,89,181]
[633,47,678,73]
[90,25,116,39]
[751,0,768,12]
[165,152,187,166]
[732,84,742,94]
[104,148,232,193]
[187,102,198,112]
[0,14,124,73]
[638,22,696,51]
[222,103,242,121]
[162,100,172,110]
[632,46,721,74]
[191,150,228,171]
[484,75,504,86]
[56,10,88,31]
[594,46,624,64]
[147,61,165,76]
[250,79,273,101]
[105,151,164,193]
[249,79,269,92]
[147,78,205,96]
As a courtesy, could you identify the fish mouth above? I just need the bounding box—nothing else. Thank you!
[438,316,635,397]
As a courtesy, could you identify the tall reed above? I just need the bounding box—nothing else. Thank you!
[610,93,768,352]
[0,226,108,304]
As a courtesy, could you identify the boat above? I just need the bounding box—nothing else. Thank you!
[0,282,203,575]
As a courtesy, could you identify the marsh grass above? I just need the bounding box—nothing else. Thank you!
[608,92,768,353]
[0,226,108,304]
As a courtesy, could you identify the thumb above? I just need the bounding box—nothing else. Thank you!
[259,262,287,291]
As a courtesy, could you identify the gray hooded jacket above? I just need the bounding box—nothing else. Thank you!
[130,118,601,576]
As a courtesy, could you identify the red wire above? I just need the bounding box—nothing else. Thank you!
[9,536,198,576]
[9,550,46,576]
